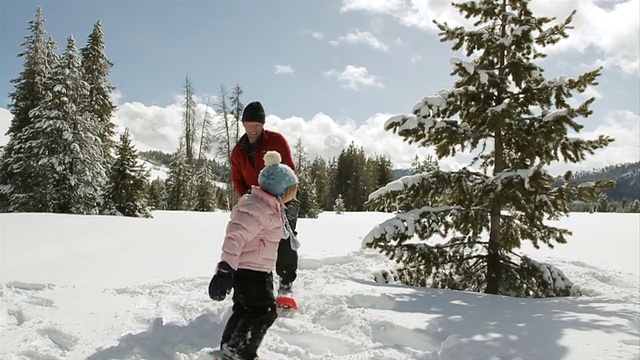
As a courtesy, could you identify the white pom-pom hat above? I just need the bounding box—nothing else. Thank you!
[258,151,298,197]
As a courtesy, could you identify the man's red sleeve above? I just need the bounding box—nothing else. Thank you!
[231,148,248,196]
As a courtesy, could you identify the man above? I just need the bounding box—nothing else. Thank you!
[231,101,299,296]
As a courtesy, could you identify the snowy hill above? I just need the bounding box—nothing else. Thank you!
[1,211,639,360]
[140,158,169,180]
[572,161,640,200]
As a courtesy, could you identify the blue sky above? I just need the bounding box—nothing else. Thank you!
[0,0,638,172]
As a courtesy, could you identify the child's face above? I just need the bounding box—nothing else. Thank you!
[282,184,298,203]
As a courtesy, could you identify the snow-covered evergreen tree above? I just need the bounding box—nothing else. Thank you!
[229,84,244,144]
[363,0,613,297]
[164,144,193,210]
[0,7,57,211]
[80,19,117,169]
[193,161,217,212]
[13,35,104,213]
[147,178,165,210]
[333,194,345,214]
[410,154,439,174]
[102,129,151,217]
[299,170,321,218]
[293,137,320,218]
[334,143,368,211]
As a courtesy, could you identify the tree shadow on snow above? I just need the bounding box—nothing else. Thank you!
[346,277,639,360]
[87,312,225,360]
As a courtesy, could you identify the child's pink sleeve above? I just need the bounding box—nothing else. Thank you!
[220,205,262,270]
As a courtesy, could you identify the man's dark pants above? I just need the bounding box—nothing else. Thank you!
[276,198,299,289]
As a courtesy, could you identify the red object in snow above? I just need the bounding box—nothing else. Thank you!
[276,296,298,309]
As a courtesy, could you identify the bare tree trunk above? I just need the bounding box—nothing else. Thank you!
[197,97,210,163]
[485,0,508,295]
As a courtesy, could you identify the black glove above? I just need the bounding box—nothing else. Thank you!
[208,261,234,301]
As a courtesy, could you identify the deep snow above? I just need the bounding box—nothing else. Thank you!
[1,211,638,360]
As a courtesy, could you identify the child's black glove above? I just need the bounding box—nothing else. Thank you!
[208,261,234,301]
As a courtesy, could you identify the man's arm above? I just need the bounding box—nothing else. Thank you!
[231,148,249,196]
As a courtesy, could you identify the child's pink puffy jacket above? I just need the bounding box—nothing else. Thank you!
[220,186,284,273]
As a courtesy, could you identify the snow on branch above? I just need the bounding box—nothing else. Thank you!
[361,205,462,248]
[368,173,428,202]
[487,166,548,191]
[367,168,488,212]
[542,109,568,122]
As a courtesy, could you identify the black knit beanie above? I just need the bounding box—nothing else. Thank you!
[242,101,266,123]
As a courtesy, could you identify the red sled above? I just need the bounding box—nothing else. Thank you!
[276,296,298,309]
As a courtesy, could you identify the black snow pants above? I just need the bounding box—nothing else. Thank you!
[276,198,299,286]
[220,269,278,360]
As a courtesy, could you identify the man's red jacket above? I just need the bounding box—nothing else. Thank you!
[231,129,296,197]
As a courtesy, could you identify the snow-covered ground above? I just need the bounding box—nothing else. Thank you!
[140,159,169,181]
[1,211,638,360]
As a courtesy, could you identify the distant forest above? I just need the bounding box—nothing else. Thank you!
[140,150,640,213]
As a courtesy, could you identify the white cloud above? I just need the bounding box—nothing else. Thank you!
[325,65,384,91]
[275,64,295,75]
[110,89,123,106]
[302,30,325,40]
[1,102,636,174]
[410,54,423,63]
[0,107,11,147]
[341,0,640,74]
[112,101,185,154]
[329,29,389,52]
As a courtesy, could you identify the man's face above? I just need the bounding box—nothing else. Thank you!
[243,121,264,143]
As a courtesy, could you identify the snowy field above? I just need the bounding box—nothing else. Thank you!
[1,211,638,360]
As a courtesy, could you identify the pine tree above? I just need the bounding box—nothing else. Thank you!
[229,84,244,144]
[80,19,117,169]
[363,0,613,297]
[0,7,57,211]
[16,35,104,213]
[182,76,197,165]
[165,144,192,210]
[308,156,331,210]
[333,194,345,214]
[334,143,368,211]
[298,169,322,218]
[197,97,214,162]
[367,155,394,193]
[103,129,150,217]
[147,178,165,210]
[293,137,319,217]
[410,154,439,174]
[628,199,640,213]
[193,161,217,212]
[214,85,238,208]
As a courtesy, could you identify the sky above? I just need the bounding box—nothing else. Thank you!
[0,0,638,172]
[1,211,639,359]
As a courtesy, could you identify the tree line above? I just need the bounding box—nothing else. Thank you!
[0,8,149,216]
[0,7,400,218]
[141,139,398,218]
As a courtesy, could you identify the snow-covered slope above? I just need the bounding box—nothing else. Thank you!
[1,211,638,359]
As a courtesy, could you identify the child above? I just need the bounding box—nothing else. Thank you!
[208,150,299,360]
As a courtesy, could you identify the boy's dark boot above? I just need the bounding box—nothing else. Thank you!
[278,280,292,296]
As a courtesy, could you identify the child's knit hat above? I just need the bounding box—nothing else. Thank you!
[258,151,298,197]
